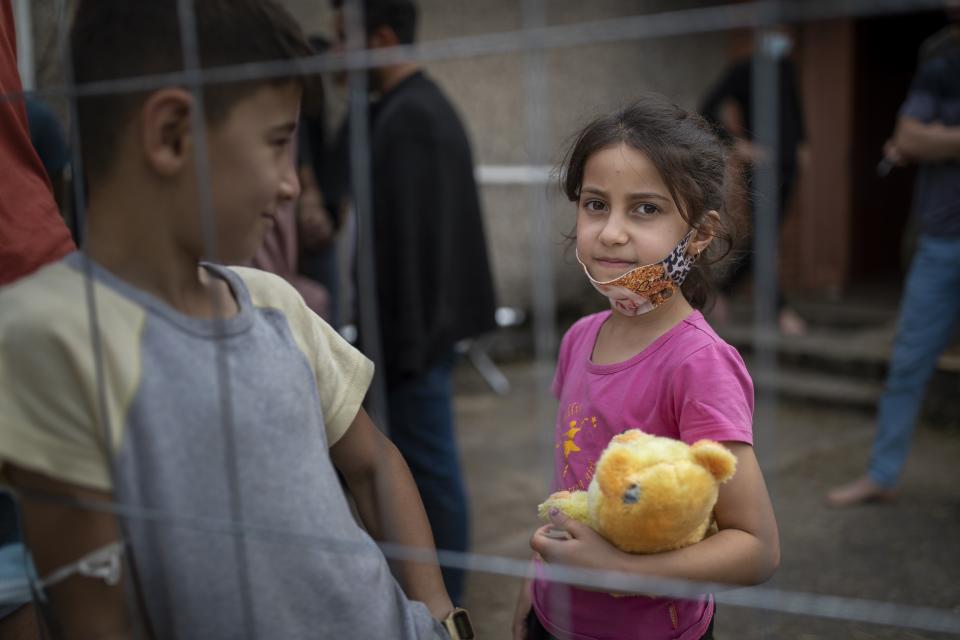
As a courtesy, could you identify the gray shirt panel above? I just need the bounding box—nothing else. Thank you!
[64,256,444,639]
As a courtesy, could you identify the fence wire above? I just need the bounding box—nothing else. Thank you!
[5,0,960,636]
[1,0,949,105]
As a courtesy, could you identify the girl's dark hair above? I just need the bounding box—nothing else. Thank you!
[560,93,745,310]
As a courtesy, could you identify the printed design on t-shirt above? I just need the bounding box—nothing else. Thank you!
[557,401,599,486]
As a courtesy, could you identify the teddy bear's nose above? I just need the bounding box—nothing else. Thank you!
[622,483,641,504]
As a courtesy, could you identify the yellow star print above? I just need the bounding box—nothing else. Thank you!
[562,422,581,459]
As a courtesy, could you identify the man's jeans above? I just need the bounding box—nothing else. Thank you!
[870,235,960,487]
[388,352,469,603]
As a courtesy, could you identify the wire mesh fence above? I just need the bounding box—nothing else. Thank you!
[3,0,959,637]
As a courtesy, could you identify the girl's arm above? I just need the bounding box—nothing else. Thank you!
[530,441,779,590]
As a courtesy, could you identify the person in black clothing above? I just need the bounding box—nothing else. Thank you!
[700,27,809,335]
[297,35,347,326]
[331,0,497,604]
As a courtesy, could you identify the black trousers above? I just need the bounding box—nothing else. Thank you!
[721,167,797,311]
[525,609,716,640]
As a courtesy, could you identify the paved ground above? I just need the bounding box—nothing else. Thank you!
[452,360,960,639]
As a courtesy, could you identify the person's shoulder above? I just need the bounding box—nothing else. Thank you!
[1,256,74,296]
[393,72,448,106]
[671,311,742,363]
[919,26,960,63]
[228,265,303,312]
[378,73,457,133]
[914,28,960,87]
[228,266,341,344]
[0,258,97,332]
[0,257,147,366]
[560,311,608,349]
[567,310,608,335]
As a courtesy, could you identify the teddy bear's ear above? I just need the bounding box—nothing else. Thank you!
[596,447,633,497]
[690,440,737,483]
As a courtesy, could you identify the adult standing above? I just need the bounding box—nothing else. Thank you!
[700,27,809,335]
[826,15,960,507]
[331,0,497,604]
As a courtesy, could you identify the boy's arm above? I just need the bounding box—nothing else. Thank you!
[893,117,960,163]
[2,464,134,639]
[531,442,780,591]
[329,408,454,621]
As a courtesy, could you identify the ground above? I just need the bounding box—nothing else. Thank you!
[453,360,960,639]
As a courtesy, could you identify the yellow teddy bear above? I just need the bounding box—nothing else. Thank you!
[538,429,737,554]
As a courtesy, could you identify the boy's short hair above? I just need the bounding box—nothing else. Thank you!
[71,0,314,184]
[331,0,418,45]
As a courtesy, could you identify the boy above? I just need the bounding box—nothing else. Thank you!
[0,1,468,637]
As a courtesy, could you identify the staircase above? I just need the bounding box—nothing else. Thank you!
[718,300,960,426]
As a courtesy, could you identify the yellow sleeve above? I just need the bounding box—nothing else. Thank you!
[0,263,142,491]
[233,267,374,446]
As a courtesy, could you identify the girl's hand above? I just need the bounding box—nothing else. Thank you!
[511,576,533,640]
[529,508,622,573]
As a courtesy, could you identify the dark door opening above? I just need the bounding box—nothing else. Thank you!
[850,11,949,283]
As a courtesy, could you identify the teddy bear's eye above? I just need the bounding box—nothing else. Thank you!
[622,483,641,504]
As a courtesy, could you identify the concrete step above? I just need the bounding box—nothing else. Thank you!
[719,324,960,381]
[716,295,958,424]
[747,363,884,413]
[481,298,959,424]
[744,357,958,426]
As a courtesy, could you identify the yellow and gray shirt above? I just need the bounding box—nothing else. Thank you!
[0,253,444,639]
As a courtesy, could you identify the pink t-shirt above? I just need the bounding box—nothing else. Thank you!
[532,310,754,640]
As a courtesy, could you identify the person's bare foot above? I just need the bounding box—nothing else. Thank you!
[825,476,897,508]
[778,307,808,336]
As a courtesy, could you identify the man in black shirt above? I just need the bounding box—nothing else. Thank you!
[332,0,497,604]
[700,27,809,335]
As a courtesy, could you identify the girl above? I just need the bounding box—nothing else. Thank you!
[512,94,780,640]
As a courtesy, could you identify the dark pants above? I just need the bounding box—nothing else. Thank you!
[525,609,716,640]
[721,168,796,311]
[387,352,469,604]
[300,246,339,325]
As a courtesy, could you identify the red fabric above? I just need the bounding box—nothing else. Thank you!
[0,3,74,286]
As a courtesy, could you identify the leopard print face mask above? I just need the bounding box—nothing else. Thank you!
[576,230,698,316]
